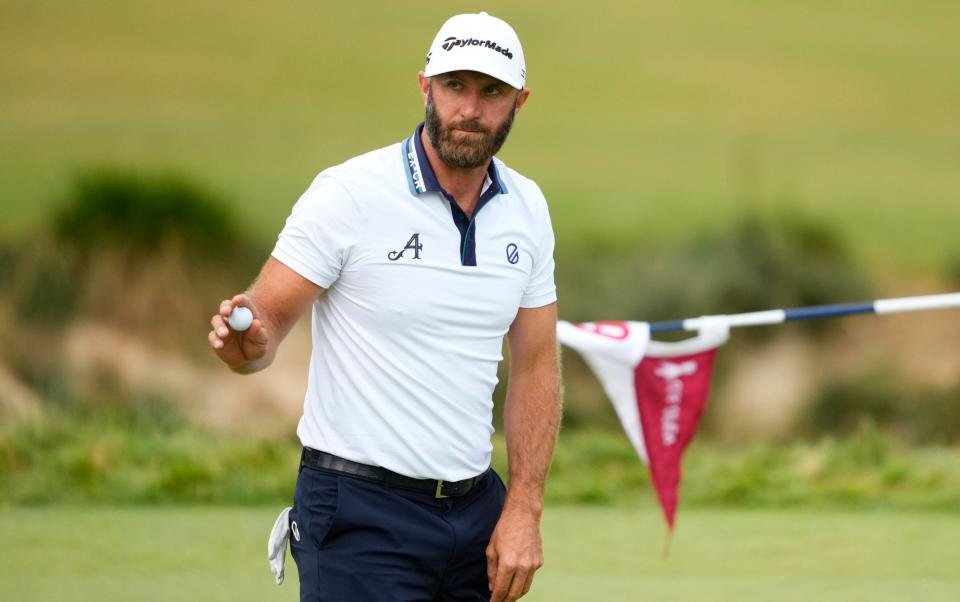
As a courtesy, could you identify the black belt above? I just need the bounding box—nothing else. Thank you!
[301,447,486,499]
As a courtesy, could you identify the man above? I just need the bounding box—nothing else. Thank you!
[208,12,560,602]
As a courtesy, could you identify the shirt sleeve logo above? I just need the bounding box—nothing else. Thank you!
[506,243,520,265]
[388,233,423,261]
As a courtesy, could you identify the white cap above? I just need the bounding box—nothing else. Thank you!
[424,12,526,90]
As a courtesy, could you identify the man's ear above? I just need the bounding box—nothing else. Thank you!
[418,72,430,105]
[514,88,531,113]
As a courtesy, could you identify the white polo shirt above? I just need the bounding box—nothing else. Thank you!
[271,123,556,480]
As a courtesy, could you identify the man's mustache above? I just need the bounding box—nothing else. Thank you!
[448,121,488,134]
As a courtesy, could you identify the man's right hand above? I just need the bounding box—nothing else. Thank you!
[208,293,270,371]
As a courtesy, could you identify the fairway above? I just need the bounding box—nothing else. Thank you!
[2,506,958,601]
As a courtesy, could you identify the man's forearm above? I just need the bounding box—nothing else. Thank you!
[502,345,562,515]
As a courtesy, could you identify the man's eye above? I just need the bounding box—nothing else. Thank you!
[445,80,463,89]
[485,87,503,96]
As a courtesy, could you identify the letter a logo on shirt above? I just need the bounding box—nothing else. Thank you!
[388,233,423,261]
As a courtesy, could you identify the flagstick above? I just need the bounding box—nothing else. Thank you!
[662,527,674,558]
[648,292,960,333]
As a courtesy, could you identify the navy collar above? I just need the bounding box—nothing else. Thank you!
[402,122,508,198]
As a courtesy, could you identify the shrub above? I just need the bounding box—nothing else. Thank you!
[12,248,78,326]
[803,369,960,445]
[6,168,267,345]
[556,211,870,331]
[53,169,246,259]
[2,416,958,509]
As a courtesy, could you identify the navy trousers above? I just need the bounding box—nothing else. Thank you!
[289,462,506,602]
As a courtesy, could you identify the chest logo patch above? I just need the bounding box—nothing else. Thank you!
[506,243,520,265]
[388,233,423,261]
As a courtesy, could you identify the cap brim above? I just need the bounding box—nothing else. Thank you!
[424,58,523,89]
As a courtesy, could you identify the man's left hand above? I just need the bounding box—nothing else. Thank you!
[486,506,544,602]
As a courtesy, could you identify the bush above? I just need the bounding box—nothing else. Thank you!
[556,211,870,332]
[4,418,957,510]
[803,369,960,444]
[3,168,268,349]
[12,248,78,326]
[0,409,299,505]
[53,169,248,259]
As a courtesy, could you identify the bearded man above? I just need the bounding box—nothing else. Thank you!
[208,12,560,602]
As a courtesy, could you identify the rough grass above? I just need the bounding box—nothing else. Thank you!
[1,506,958,602]
[1,1,958,267]
[3,412,959,511]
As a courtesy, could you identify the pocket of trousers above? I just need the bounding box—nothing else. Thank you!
[291,466,342,551]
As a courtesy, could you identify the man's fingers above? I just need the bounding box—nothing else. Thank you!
[521,569,536,597]
[210,314,229,338]
[247,320,268,343]
[231,293,250,311]
[208,330,224,350]
[490,565,516,602]
[219,299,234,317]
[505,566,530,601]
[486,546,498,592]
[487,549,541,601]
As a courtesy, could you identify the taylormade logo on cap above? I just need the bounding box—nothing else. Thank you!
[424,12,526,90]
[440,36,514,60]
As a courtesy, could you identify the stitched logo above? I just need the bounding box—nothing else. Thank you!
[291,521,301,542]
[388,233,423,261]
[441,36,514,60]
[506,243,519,265]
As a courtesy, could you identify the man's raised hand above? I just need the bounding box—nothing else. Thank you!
[208,293,269,372]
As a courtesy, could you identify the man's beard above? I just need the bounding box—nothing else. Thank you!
[425,87,517,169]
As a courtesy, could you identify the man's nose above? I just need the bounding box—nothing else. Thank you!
[458,91,482,120]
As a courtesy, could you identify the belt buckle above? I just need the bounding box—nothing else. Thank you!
[434,480,448,499]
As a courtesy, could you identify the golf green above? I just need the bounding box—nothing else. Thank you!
[2,506,957,601]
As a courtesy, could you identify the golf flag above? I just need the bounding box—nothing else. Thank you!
[557,320,729,530]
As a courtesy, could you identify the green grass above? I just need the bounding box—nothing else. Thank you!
[1,506,958,601]
[2,1,959,267]
[4,413,960,511]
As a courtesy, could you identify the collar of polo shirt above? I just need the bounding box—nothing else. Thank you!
[403,122,508,200]
[402,123,509,266]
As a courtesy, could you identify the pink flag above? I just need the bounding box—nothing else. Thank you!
[635,347,720,529]
[556,320,728,530]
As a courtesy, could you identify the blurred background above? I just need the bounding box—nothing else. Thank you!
[2,1,959,600]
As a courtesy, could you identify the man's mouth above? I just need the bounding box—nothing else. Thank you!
[452,124,486,134]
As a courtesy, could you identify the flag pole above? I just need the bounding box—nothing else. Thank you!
[662,527,674,558]
[648,292,960,334]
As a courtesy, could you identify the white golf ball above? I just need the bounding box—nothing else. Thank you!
[228,306,254,332]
